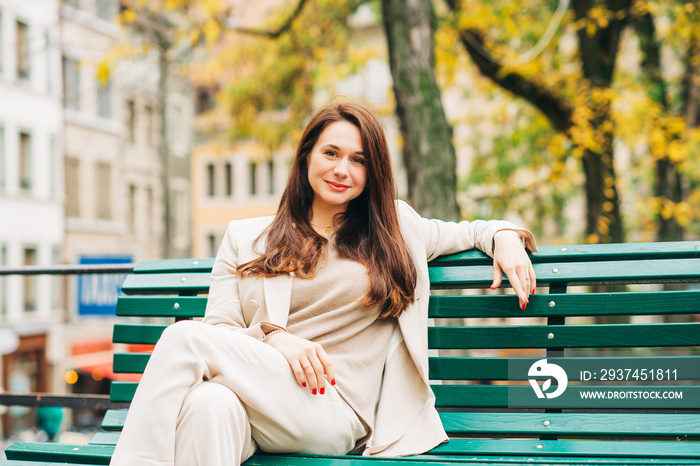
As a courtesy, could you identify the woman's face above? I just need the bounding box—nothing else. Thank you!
[307,121,368,216]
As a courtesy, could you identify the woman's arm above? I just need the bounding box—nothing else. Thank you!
[202,219,284,340]
[397,200,537,308]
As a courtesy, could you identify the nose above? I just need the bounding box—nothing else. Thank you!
[333,158,349,177]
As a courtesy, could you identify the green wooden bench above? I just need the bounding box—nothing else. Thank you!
[3,241,700,465]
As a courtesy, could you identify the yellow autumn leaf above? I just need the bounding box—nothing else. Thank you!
[674,202,693,227]
[597,219,610,235]
[122,8,136,23]
[96,59,111,85]
[202,19,221,46]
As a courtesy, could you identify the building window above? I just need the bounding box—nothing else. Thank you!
[16,20,30,80]
[126,99,136,142]
[208,234,217,257]
[51,246,62,311]
[19,131,31,191]
[97,80,112,118]
[1,244,7,318]
[206,163,215,197]
[145,104,155,146]
[49,135,58,195]
[145,186,153,234]
[96,162,111,219]
[128,184,136,232]
[172,104,185,146]
[196,88,214,114]
[23,247,37,312]
[0,124,5,189]
[63,56,80,110]
[225,162,233,196]
[45,31,51,92]
[267,160,275,195]
[249,162,257,196]
[174,188,187,238]
[65,158,80,217]
[96,0,116,21]
[0,9,4,76]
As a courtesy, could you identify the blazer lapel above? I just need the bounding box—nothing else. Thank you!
[263,274,293,327]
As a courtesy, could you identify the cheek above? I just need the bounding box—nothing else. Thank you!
[355,167,368,189]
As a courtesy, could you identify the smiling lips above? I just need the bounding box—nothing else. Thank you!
[325,180,350,192]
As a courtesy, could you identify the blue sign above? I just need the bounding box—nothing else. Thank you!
[77,256,132,316]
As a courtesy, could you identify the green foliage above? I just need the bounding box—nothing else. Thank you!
[460,104,576,240]
[190,0,367,156]
[442,0,700,242]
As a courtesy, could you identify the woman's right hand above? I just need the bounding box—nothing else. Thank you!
[265,331,336,396]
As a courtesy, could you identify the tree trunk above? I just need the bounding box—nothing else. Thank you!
[634,11,685,241]
[570,0,629,243]
[381,0,460,221]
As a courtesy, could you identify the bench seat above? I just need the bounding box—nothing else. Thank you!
[3,241,700,465]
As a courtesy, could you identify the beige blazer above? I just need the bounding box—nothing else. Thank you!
[202,200,537,457]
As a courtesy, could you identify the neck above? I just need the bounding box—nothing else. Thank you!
[309,203,345,229]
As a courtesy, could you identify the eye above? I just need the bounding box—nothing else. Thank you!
[352,156,366,165]
[324,150,338,157]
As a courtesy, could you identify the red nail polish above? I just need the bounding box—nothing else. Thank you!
[521,303,527,310]
[320,388,325,395]
[331,379,336,386]
[302,382,306,387]
[531,289,536,294]
[312,388,317,395]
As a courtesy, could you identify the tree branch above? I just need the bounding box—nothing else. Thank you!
[456,27,573,133]
[226,0,309,38]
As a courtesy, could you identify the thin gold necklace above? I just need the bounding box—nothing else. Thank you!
[310,222,333,234]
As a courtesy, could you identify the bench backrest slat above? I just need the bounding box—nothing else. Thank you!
[429,258,700,288]
[429,290,700,318]
[429,356,700,380]
[432,241,700,266]
[429,322,700,349]
[116,296,206,318]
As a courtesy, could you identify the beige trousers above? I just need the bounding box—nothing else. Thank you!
[110,320,366,466]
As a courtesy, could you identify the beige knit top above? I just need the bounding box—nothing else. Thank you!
[286,239,396,446]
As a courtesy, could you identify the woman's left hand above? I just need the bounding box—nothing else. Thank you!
[491,230,536,310]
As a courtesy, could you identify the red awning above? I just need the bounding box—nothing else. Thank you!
[70,341,143,383]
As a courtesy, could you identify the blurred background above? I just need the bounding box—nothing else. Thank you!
[0,0,698,451]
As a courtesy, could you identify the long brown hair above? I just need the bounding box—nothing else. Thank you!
[237,102,417,318]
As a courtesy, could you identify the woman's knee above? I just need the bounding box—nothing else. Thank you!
[182,381,245,418]
[157,320,204,349]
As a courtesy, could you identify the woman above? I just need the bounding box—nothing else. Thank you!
[111,101,537,466]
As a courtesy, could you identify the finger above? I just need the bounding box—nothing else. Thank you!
[305,353,325,395]
[529,263,537,293]
[518,265,532,300]
[505,267,528,307]
[316,345,336,390]
[300,361,319,394]
[491,260,503,290]
[291,360,310,389]
[512,280,528,308]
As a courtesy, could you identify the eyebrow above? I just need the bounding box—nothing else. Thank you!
[324,144,365,156]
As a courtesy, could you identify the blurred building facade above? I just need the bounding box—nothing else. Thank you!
[0,0,64,438]
[1,0,194,441]
[57,0,194,434]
